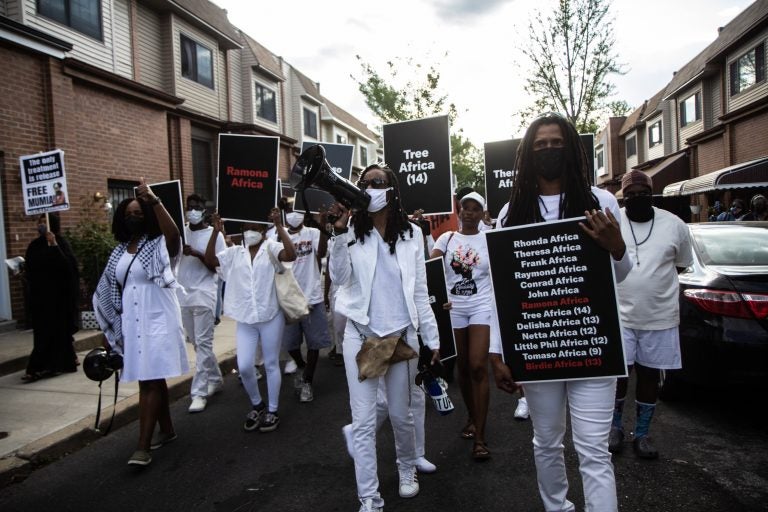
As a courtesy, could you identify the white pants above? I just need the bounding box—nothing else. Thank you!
[375,377,426,459]
[525,377,618,512]
[181,306,222,398]
[343,323,418,507]
[236,314,284,412]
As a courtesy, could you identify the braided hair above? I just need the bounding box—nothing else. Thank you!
[503,114,599,227]
[352,164,414,254]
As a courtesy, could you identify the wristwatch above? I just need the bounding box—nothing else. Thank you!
[148,196,162,206]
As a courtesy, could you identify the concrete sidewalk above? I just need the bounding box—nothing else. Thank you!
[0,317,239,486]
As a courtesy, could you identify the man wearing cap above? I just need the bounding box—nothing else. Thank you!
[610,170,693,458]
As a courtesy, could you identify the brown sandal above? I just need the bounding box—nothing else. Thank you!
[472,441,491,461]
[460,420,476,440]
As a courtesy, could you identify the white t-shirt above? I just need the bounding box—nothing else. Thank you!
[285,226,323,305]
[433,231,492,313]
[216,240,283,324]
[177,225,226,310]
[368,230,411,337]
[617,207,693,330]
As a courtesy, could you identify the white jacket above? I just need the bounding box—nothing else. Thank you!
[329,223,440,350]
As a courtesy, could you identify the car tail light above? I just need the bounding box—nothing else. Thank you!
[683,289,768,320]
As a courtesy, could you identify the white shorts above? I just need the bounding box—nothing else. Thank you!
[622,327,681,370]
[450,309,491,329]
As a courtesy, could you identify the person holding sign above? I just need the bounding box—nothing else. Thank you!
[610,171,693,459]
[491,113,632,512]
[93,178,187,467]
[177,194,227,414]
[327,164,441,512]
[205,210,296,434]
[430,191,494,461]
[22,213,79,382]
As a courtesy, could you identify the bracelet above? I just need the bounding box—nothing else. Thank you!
[148,197,162,206]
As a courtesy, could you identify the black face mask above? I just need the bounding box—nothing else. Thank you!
[125,216,145,234]
[625,195,654,222]
[532,147,565,181]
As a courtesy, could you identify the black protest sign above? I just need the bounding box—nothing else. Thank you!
[425,257,457,362]
[19,149,69,215]
[383,115,452,215]
[486,218,626,382]
[135,180,185,245]
[483,139,520,219]
[294,142,354,214]
[580,133,595,182]
[217,134,279,224]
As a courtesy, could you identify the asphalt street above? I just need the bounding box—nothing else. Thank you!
[0,355,766,512]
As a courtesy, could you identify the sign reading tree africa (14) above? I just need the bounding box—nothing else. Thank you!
[383,115,453,215]
[295,141,354,214]
[19,149,70,216]
[486,218,626,383]
[483,139,521,219]
[217,134,279,224]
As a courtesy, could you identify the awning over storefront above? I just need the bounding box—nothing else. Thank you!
[616,151,689,199]
[662,156,768,196]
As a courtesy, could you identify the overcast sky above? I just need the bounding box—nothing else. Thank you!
[211,0,753,144]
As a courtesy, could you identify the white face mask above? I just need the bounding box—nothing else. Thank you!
[243,230,263,247]
[366,188,392,213]
[186,210,204,225]
[285,212,304,228]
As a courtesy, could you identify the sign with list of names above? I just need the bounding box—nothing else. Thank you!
[486,218,626,383]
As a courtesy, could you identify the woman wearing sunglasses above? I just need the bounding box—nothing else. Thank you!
[327,164,440,512]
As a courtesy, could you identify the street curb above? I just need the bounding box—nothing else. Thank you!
[0,349,238,489]
[0,331,106,377]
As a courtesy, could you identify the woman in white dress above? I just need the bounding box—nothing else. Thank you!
[94,178,188,467]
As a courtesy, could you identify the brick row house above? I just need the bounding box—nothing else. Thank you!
[0,0,380,325]
[595,0,768,220]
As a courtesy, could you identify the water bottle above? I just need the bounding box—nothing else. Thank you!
[421,370,454,416]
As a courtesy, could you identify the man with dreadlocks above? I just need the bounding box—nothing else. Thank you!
[327,163,441,512]
[490,113,632,512]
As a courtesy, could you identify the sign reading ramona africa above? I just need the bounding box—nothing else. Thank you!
[19,149,69,216]
[486,218,626,383]
[217,134,279,224]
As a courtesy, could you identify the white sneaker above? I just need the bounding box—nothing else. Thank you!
[398,465,419,498]
[284,360,298,374]
[207,381,223,396]
[342,424,355,459]
[415,456,437,474]
[358,498,382,512]
[188,396,207,413]
[514,397,529,420]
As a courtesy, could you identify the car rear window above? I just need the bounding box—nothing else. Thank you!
[691,226,768,266]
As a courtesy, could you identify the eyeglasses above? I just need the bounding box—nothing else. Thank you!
[358,177,390,189]
[624,190,652,199]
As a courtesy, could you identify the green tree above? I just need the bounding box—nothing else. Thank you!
[517,0,628,133]
[353,55,484,193]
